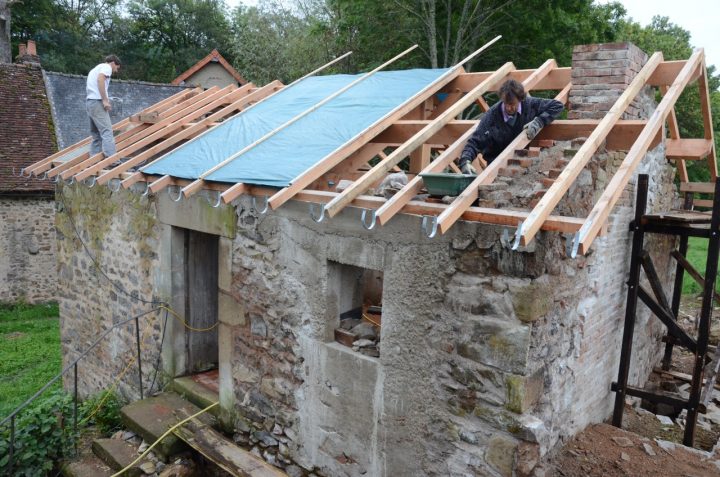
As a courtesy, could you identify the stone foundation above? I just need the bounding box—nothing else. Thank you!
[0,196,57,303]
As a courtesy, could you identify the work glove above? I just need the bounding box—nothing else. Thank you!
[523,117,543,140]
[460,162,477,175]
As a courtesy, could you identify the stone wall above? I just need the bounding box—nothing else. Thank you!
[0,197,57,303]
[56,183,164,400]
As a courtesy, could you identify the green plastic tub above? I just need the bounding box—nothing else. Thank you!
[419,172,475,196]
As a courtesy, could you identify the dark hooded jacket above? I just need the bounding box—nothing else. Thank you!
[459,96,564,167]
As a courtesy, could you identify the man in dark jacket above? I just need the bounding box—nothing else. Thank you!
[458,79,563,174]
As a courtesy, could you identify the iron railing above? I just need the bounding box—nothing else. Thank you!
[0,306,163,474]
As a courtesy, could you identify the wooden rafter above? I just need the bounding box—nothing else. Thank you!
[70,85,232,182]
[430,84,571,236]
[180,45,420,200]
[575,49,704,255]
[517,51,664,248]
[264,69,464,211]
[374,60,562,229]
[121,81,284,191]
[322,62,516,219]
[25,88,193,175]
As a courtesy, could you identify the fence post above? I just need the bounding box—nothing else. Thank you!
[135,316,143,400]
[73,363,78,454]
[9,415,15,475]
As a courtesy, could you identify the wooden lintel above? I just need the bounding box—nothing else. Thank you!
[679,182,716,194]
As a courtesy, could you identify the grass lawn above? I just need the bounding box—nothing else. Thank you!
[682,237,720,295]
[0,303,61,419]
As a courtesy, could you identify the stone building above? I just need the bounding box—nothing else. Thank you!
[0,46,57,303]
[172,48,247,90]
[0,39,188,303]
[35,42,717,475]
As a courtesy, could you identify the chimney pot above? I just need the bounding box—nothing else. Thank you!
[18,43,26,56]
[26,40,36,56]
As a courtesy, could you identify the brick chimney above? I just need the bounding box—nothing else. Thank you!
[15,40,41,67]
[568,42,649,120]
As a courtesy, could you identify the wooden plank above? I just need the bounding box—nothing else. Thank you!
[647,60,686,86]
[433,84,572,235]
[577,50,704,255]
[654,368,720,392]
[680,182,716,194]
[697,59,718,179]
[666,139,713,160]
[266,67,464,211]
[70,86,231,181]
[323,62,516,219]
[96,82,279,186]
[120,81,284,190]
[173,415,286,477]
[518,52,664,248]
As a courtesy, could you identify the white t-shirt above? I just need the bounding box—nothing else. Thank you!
[86,63,113,100]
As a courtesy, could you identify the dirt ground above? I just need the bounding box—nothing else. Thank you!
[544,295,720,476]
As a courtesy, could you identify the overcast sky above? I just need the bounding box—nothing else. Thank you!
[226,0,718,69]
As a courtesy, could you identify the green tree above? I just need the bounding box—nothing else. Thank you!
[617,16,720,182]
[125,0,233,82]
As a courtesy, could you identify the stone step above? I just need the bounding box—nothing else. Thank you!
[120,392,217,461]
[555,159,570,169]
[534,139,555,148]
[61,455,113,477]
[528,147,541,158]
[173,375,220,416]
[514,149,529,157]
[564,148,578,158]
[91,438,147,477]
[549,169,563,179]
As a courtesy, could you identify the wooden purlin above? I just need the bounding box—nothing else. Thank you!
[374,60,562,229]
[429,84,571,236]
[180,45,420,200]
[121,81,284,191]
[517,51,665,249]
[70,85,232,182]
[24,87,195,175]
[95,82,264,186]
[323,62,517,219]
[576,49,705,255]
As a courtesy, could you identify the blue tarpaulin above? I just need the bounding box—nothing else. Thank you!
[142,68,450,187]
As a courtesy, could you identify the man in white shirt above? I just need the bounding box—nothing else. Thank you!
[86,55,121,158]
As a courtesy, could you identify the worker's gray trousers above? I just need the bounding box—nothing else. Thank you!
[86,99,116,158]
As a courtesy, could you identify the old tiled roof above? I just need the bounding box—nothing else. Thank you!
[172,49,247,86]
[0,63,57,194]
